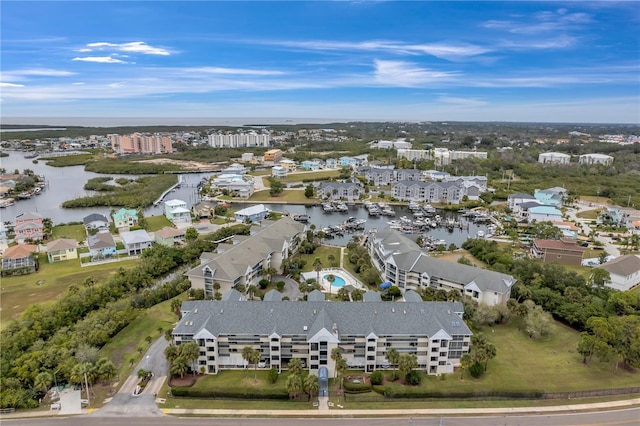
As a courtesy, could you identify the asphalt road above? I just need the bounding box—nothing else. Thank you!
[3,407,639,426]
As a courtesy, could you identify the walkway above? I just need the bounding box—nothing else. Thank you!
[161,397,640,417]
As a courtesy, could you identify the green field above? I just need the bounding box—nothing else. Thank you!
[51,223,87,241]
[277,169,341,183]
[249,189,316,203]
[0,255,139,327]
[293,245,342,272]
[145,215,174,232]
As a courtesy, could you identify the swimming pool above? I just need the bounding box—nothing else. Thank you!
[324,274,346,287]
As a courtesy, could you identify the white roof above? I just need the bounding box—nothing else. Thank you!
[170,207,191,213]
[165,199,187,206]
[236,204,269,216]
[120,229,152,245]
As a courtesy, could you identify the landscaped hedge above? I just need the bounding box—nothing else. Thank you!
[372,385,544,399]
[170,386,289,400]
[343,381,372,393]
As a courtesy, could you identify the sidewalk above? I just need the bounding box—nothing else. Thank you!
[2,397,639,420]
[162,397,640,417]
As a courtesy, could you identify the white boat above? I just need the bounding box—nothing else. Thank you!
[477,231,485,238]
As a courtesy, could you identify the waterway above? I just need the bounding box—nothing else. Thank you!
[0,152,204,224]
[1,151,488,248]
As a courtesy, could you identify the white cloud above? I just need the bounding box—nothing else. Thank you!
[1,68,76,82]
[72,56,126,64]
[437,96,487,107]
[0,82,25,87]
[185,67,285,76]
[84,41,171,56]
[263,39,489,61]
[483,9,593,35]
[72,82,85,85]
[373,60,459,86]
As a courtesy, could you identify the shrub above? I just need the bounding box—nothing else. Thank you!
[370,371,384,386]
[405,370,422,386]
[170,387,288,400]
[469,362,485,378]
[259,279,269,289]
[276,281,285,291]
[343,380,372,393]
[268,367,279,384]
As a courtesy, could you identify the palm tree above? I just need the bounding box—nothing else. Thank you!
[249,349,262,383]
[242,346,254,378]
[33,371,53,393]
[247,284,257,301]
[170,356,189,378]
[287,358,303,376]
[397,354,417,382]
[330,348,342,378]
[313,258,323,285]
[459,353,473,380]
[286,373,302,399]
[385,348,400,381]
[303,374,319,401]
[170,298,182,317]
[96,358,117,384]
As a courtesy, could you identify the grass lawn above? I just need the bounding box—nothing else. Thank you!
[52,224,87,241]
[432,249,488,268]
[293,245,342,272]
[277,169,340,183]
[576,209,604,220]
[0,254,139,327]
[249,189,317,204]
[145,215,174,232]
[579,196,612,205]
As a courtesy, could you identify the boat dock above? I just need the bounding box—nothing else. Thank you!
[153,175,183,206]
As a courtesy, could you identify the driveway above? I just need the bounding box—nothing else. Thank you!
[92,338,168,417]
[273,275,302,301]
[565,203,621,257]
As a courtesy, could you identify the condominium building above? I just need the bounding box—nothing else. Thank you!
[110,133,173,154]
[538,152,571,164]
[578,153,614,165]
[208,132,270,148]
[263,149,283,163]
[392,181,464,204]
[184,218,306,297]
[172,293,472,376]
[368,228,516,306]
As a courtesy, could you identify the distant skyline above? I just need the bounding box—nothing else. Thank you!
[1,1,639,124]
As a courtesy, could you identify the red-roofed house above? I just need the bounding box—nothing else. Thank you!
[1,244,39,274]
[531,238,586,266]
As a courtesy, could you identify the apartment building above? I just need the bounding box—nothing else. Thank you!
[263,149,283,163]
[172,294,472,376]
[184,218,306,297]
[368,228,516,306]
[111,133,173,154]
[392,181,464,204]
[208,132,270,148]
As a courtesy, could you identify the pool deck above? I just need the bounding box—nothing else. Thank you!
[319,267,365,293]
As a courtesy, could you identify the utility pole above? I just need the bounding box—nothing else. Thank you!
[84,372,90,407]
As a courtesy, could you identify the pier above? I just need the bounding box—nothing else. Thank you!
[153,175,183,206]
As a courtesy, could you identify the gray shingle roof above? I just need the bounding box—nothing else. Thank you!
[185,218,305,282]
[83,213,109,226]
[174,300,471,339]
[600,254,640,277]
[87,232,116,249]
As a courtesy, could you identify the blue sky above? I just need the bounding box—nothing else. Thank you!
[1,1,639,123]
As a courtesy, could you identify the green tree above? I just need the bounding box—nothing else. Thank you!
[303,374,319,401]
[398,353,418,381]
[33,371,53,393]
[337,287,350,301]
[459,353,474,380]
[590,268,611,288]
[288,358,303,377]
[385,348,400,381]
[180,342,200,376]
[304,184,314,198]
[285,373,302,399]
[185,227,198,242]
[248,348,261,383]
[96,358,117,384]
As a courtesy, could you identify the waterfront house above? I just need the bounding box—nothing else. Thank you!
[528,206,563,224]
[46,238,78,263]
[184,218,305,297]
[234,204,270,223]
[552,221,580,239]
[220,163,247,175]
[325,158,338,169]
[172,296,471,376]
[192,201,217,219]
[301,160,322,171]
[531,238,585,266]
[164,199,192,225]
[599,254,640,291]
[280,159,297,171]
[112,208,138,231]
[120,229,153,255]
[368,228,515,306]
[14,212,44,242]
[1,244,38,273]
[319,182,362,201]
[83,213,110,232]
[534,187,566,207]
[338,156,362,168]
[271,166,288,178]
[211,174,254,199]
[154,226,186,247]
[507,193,537,214]
[87,232,117,258]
